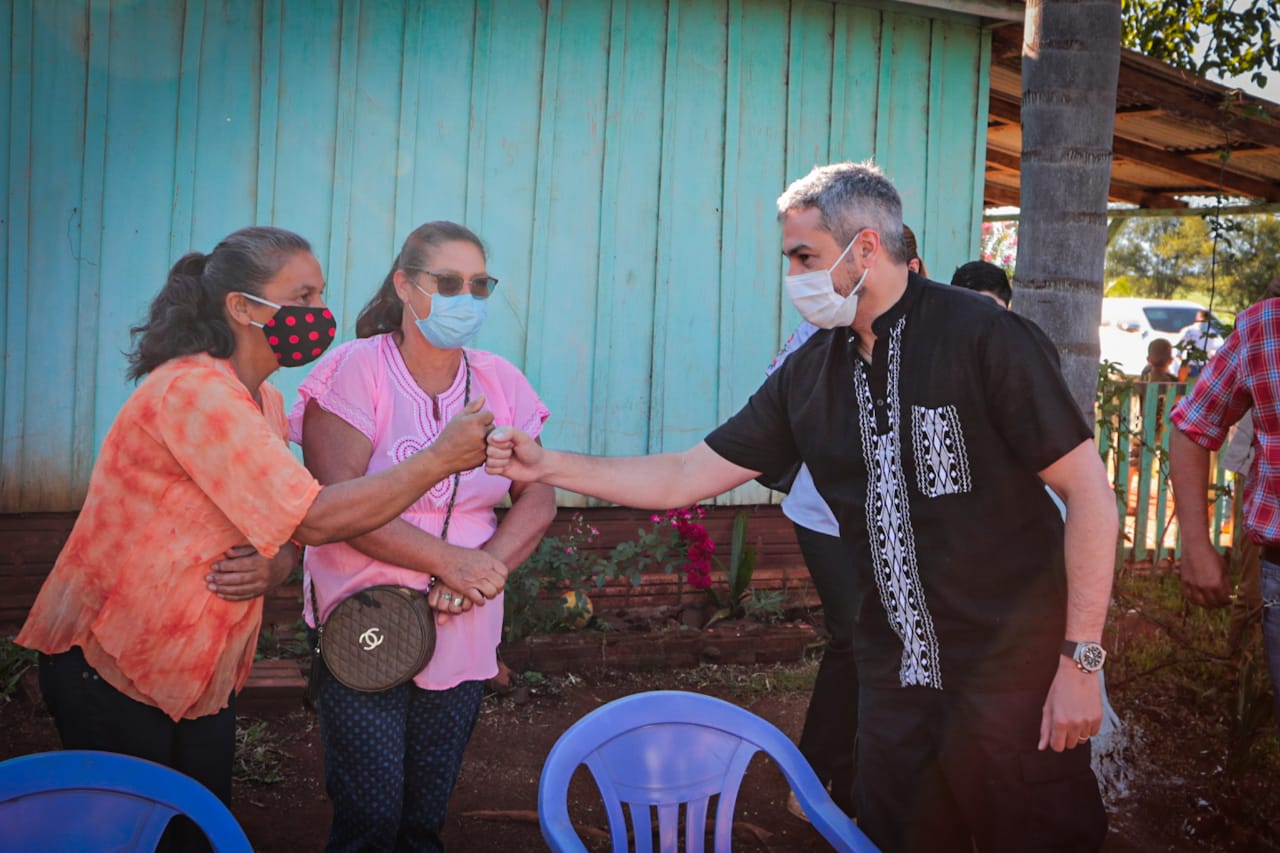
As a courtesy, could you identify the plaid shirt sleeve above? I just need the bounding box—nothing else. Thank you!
[1170,318,1253,451]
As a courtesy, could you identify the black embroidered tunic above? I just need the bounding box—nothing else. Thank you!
[706,274,1092,692]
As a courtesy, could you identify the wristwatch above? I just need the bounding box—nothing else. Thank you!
[1062,640,1106,674]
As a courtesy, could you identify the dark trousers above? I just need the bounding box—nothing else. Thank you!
[317,663,485,853]
[793,523,858,814]
[857,685,1107,853]
[38,646,236,852]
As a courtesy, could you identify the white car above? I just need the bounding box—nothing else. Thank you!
[1098,297,1227,376]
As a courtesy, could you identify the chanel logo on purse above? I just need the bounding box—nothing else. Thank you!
[358,628,384,651]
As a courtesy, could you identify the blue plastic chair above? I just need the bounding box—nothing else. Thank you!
[538,690,878,853]
[0,750,252,852]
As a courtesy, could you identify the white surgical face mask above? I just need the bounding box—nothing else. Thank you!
[785,230,868,329]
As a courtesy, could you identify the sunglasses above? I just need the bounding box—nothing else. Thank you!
[405,267,499,299]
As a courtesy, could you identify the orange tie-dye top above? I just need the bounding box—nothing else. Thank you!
[17,354,321,721]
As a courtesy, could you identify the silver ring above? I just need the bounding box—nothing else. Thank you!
[1077,736,1090,743]
[444,593,455,604]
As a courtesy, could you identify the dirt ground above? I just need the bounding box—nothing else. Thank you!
[4,658,1280,853]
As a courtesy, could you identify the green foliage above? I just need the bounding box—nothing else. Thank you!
[1110,567,1276,778]
[706,510,761,626]
[741,588,788,623]
[509,508,780,641]
[255,619,309,661]
[234,719,287,784]
[1106,214,1280,312]
[0,637,37,704]
[505,512,686,643]
[1121,0,1280,87]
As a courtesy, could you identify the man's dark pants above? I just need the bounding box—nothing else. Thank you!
[857,684,1107,853]
[793,523,859,814]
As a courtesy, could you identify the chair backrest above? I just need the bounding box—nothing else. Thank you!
[538,690,878,853]
[0,750,252,853]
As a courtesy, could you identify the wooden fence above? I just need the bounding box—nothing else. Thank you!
[1097,379,1236,565]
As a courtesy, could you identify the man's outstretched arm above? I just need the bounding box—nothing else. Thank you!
[485,427,760,509]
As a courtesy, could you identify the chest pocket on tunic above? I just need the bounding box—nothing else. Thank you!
[910,404,973,498]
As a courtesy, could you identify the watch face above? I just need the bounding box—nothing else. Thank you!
[1078,643,1106,672]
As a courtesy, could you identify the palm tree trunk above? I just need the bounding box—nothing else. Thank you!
[1015,0,1122,420]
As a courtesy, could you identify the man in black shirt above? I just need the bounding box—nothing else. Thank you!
[486,161,1116,852]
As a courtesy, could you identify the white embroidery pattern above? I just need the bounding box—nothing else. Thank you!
[852,317,943,688]
[911,405,972,498]
[388,351,480,507]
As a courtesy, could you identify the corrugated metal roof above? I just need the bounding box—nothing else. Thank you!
[985,24,1280,209]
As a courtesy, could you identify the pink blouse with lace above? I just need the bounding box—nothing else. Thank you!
[288,334,549,690]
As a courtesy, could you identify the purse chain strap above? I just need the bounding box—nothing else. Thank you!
[308,350,472,628]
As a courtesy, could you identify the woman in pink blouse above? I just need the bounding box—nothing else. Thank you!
[290,221,556,852]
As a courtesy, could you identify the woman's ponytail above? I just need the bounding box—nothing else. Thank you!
[354,266,404,339]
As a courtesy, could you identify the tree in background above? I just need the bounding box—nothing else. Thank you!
[1016,0,1122,418]
[1105,218,1211,300]
[1106,215,1280,311]
[1121,0,1279,87]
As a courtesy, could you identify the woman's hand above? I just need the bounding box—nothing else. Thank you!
[206,542,299,601]
[434,546,509,604]
[431,395,493,472]
[428,582,473,627]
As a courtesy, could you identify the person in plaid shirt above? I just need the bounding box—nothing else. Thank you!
[1170,282,1280,733]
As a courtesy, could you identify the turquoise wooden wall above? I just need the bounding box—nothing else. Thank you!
[1,0,990,512]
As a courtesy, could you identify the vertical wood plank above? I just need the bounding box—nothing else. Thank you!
[651,0,728,459]
[92,0,185,452]
[169,0,204,259]
[391,0,424,249]
[24,2,98,508]
[337,0,408,354]
[190,0,264,244]
[406,0,473,226]
[327,0,361,333]
[925,18,985,276]
[719,0,788,505]
[0,0,10,483]
[524,0,613,507]
[784,0,833,180]
[272,0,341,269]
[2,0,33,508]
[524,0,563,445]
[829,4,882,163]
[73,0,112,504]
[467,0,547,370]
[257,0,283,224]
[590,0,667,469]
[873,10,932,228]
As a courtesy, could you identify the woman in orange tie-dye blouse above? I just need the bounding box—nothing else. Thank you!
[17,226,493,819]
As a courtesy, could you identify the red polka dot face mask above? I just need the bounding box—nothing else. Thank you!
[240,292,338,367]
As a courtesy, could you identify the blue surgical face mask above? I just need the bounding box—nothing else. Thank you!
[409,285,487,350]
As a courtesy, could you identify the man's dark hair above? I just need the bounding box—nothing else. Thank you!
[950,260,1012,306]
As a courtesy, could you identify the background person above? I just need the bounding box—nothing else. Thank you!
[292,221,556,853]
[1138,338,1177,384]
[1174,276,1280,669]
[1176,309,1223,380]
[16,226,491,832]
[771,224,927,822]
[949,260,1012,308]
[486,161,1116,853]
[1169,290,1280,738]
